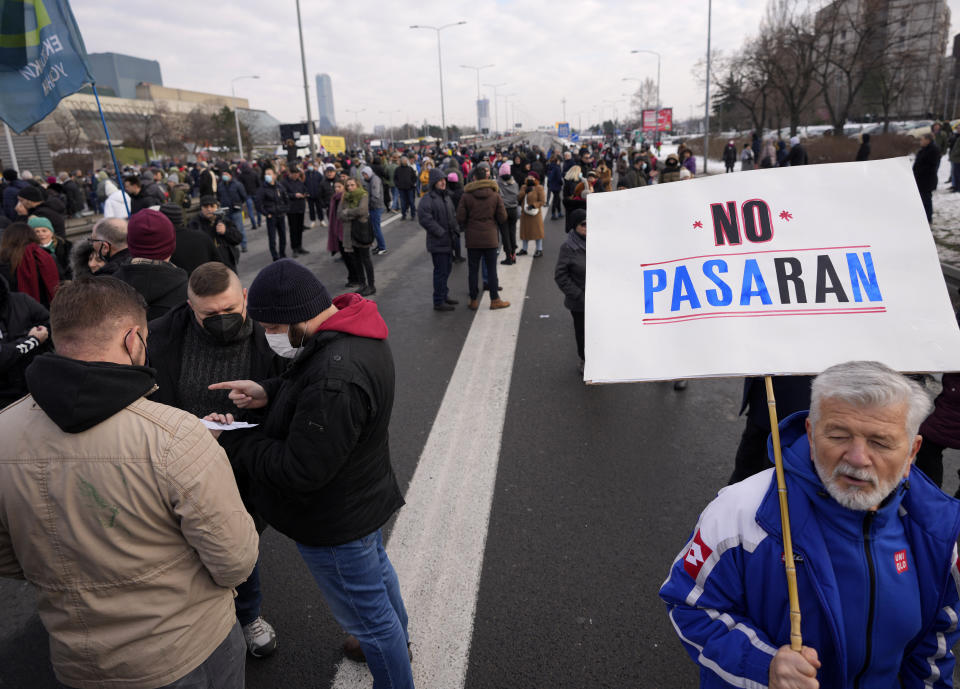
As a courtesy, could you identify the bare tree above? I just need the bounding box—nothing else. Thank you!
[869,48,921,131]
[118,101,174,164]
[715,38,776,133]
[629,78,659,120]
[47,111,86,154]
[762,0,822,136]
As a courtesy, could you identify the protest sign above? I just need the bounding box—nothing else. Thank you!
[584,158,960,383]
[320,135,346,155]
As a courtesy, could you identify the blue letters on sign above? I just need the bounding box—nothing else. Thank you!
[702,259,732,306]
[671,266,702,311]
[846,252,883,302]
[643,269,667,313]
[740,259,772,306]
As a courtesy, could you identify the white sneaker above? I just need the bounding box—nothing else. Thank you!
[242,616,278,657]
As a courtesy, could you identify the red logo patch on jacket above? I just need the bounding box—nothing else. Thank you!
[895,550,908,574]
[684,530,713,579]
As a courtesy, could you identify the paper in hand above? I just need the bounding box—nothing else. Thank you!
[201,420,259,431]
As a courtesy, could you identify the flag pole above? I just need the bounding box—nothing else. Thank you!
[91,83,129,218]
[3,123,19,174]
[764,375,802,652]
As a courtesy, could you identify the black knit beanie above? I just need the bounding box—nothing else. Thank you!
[247,259,333,324]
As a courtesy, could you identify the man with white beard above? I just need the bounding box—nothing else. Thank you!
[660,361,960,689]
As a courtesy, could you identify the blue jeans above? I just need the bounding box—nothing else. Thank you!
[370,207,385,250]
[234,559,262,626]
[390,186,399,210]
[431,252,452,305]
[244,196,261,227]
[297,531,413,689]
[228,209,246,249]
[398,189,416,219]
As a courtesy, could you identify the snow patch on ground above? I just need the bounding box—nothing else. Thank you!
[931,154,960,265]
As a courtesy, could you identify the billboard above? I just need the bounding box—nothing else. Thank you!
[557,122,570,138]
[642,109,673,133]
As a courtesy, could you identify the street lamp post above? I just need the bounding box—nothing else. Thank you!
[346,108,366,149]
[411,22,467,144]
[502,93,517,133]
[461,64,494,132]
[380,109,400,145]
[295,0,317,161]
[484,82,506,134]
[631,49,661,144]
[231,75,259,160]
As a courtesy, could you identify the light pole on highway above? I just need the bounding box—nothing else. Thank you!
[346,108,365,149]
[295,0,317,161]
[503,92,517,133]
[380,109,400,144]
[411,21,467,144]
[230,75,259,160]
[461,63,494,132]
[631,49,661,144]
[484,82,506,134]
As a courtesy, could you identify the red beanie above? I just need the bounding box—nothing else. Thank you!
[127,209,176,259]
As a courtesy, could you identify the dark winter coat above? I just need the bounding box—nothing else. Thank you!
[920,373,960,449]
[96,248,131,277]
[217,179,247,210]
[170,227,221,277]
[27,201,66,238]
[130,185,166,214]
[723,144,737,165]
[554,229,586,312]
[255,182,289,217]
[237,167,261,196]
[856,135,871,162]
[393,163,418,191]
[418,169,459,255]
[456,179,506,250]
[546,162,564,192]
[2,180,26,220]
[786,143,808,167]
[318,175,337,207]
[0,275,49,408]
[281,176,307,214]
[62,179,85,215]
[188,215,243,271]
[913,141,942,193]
[218,293,404,547]
[39,236,73,281]
[304,169,322,198]
[147,303,284,412]
[113,261,188,321]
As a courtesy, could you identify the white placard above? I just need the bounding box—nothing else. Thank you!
[584,158,960,383]
[200,420,258,431]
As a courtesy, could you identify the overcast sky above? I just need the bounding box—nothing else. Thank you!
[71,0,960,132]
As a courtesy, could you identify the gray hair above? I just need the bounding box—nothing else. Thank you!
[93,217,128,247]
[809,361,932,438]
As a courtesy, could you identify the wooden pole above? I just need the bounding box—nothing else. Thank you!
[764,375,802,652]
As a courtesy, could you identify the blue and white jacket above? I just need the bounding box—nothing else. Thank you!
[660,411,960,688]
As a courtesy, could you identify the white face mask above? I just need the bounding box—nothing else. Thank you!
[265,332,298,358]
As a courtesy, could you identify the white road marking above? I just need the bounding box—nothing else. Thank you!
[331,252,535,689]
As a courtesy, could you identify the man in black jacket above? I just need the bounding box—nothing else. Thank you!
[237,164,261,229]
[209,260,413,686]
[161,204,221,277]
[418,168,460,311]
[255,169,289,261]
[189,196,243,271]
[0,274,49,408]
[147,261,284,659]
[90,217,132,276]
[393,157,418,221]
[914,133,941,223]
[317,164,337,225]
[113,209,188,321]
[123,175,166,214]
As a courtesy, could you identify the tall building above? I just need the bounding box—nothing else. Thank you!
[316,73,336,132]
[815,0,950,119]
[87,53,163,99]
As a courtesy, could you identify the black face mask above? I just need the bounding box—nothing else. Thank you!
[202,313,246,345]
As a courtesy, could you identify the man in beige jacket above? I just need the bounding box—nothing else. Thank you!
[0,276,259,689]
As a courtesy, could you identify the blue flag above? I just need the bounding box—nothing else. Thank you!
[0,0,93,133]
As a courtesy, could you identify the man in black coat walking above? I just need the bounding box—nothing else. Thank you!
[418,168,460,311]
[189,196,243,271]
[208,260,413,686]
[914,133,941,223]
[147,262,284,659]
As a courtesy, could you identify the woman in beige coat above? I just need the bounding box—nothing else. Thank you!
[517,172,546,257]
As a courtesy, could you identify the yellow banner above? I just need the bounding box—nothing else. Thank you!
[320,136,346,154]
